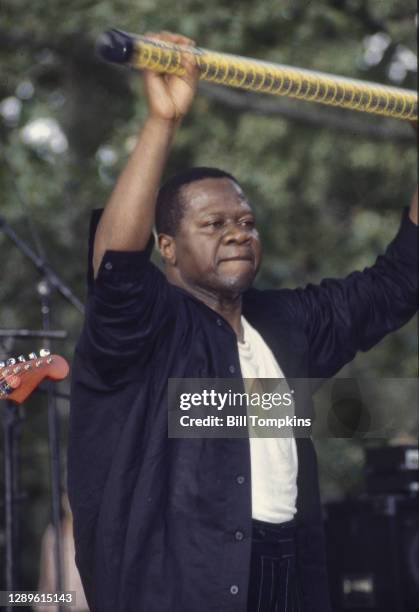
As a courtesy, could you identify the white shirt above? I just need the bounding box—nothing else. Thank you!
[238,316,298,523]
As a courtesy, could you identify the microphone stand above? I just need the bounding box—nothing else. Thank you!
[1,331,66,612]
[0,330,67,340]
[1,341,23,603]
[0,212,81,611]
[38,279,65,603]
[0,215,84,314]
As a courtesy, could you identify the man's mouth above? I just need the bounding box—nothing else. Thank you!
[219,253,254,263]
[220,257,252,262]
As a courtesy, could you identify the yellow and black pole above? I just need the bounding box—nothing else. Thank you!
[98,29,417,121]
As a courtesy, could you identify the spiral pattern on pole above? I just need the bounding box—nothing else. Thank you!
[99,30,418,121]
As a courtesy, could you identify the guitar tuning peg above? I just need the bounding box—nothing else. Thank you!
[39,348,51,357]
[28,352,37,360]
[0,361,5,368]
[6,358,17,366]
[17,355,26,362]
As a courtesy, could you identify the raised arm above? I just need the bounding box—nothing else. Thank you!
[313,194,417,378]
[92,31,199,276]
[277,190,418,380]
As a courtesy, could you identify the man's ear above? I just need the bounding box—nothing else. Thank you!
[157,233,177,266]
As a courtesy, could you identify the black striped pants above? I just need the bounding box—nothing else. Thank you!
[247,519,301,612]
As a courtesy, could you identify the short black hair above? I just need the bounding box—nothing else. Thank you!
[155,166,241,236]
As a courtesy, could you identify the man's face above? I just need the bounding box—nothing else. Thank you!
[165,177,262,297]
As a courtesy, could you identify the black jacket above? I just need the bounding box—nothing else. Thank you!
[68,208,418,612]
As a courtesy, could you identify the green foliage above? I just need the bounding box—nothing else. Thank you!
[0,0,417,588]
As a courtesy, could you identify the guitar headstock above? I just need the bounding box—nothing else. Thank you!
[0,349,69,404]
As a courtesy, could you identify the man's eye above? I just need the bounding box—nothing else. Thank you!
[208,220,223,227]
[241,219,255,227]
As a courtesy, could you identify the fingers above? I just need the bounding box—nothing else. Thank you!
[143,30,199,83]
[161,31,196,47]
[179,54,199,83]
[145,30,196,48]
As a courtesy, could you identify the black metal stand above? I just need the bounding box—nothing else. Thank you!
[1,210,81,611]
[0,215,84,314]
[38,280,64,596]
[2,398,22,599]
[0,330,67,340]
[1,330,66,612]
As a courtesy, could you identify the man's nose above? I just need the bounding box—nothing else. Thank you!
[222,223,251,244]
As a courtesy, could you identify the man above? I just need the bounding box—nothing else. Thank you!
[68,32,418,612]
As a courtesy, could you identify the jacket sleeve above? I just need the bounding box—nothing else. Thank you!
[290,207,418,378]
[77,209,174,380]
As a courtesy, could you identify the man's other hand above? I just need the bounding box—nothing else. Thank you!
[408,121,418,225]
[409,189,418,225]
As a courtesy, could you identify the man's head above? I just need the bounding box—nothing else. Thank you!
[155,167,262,298]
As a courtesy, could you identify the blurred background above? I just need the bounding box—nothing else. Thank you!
[0,0,417,609]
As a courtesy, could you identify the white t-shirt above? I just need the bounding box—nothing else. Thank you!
[238,316,298,523]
